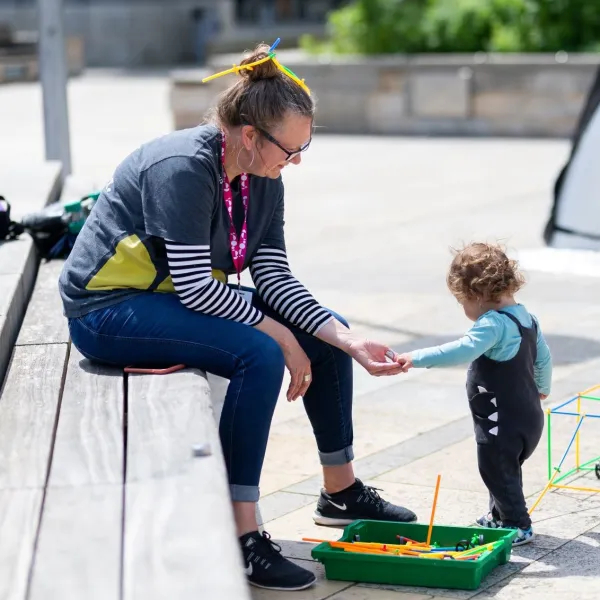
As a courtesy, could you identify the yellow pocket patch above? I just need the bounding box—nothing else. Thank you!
[87,234,157,291]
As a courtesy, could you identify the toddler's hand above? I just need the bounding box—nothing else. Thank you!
[396,353,413,372]
[540,393,549,400]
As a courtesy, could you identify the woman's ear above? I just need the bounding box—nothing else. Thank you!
[241,125,258,151]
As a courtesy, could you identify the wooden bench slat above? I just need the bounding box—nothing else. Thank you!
[16,260,69,347]
[0,489,43,600]
[126,370,217,481]
[0,272,26,385]
[48,347,124,487]
[124,370,250,600]
[0,344,68,490]
[28,486,122,600]
[28,347,124,600]
[0,161,63,387]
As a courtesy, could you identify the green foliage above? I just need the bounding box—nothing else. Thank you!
[422,0,496,52]
[299,0,600,54]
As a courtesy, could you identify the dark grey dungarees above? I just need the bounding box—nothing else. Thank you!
[466,311,544,529]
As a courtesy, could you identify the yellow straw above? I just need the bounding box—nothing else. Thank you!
[579,383,600,396]
[551,483,600,493]
[201,55,272,83]
[272,56,311,95]
[529,470,560,514]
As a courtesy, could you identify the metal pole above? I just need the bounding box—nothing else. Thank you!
[38,0,72,175]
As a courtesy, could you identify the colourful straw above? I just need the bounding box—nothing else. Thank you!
[201,38,310,96]
[427,474,442,546]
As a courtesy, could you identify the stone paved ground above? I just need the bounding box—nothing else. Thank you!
[3,71,600,599]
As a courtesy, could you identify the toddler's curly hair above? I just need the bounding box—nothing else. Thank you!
[447,242,525,303]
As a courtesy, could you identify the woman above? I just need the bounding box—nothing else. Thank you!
[59,44,417,592]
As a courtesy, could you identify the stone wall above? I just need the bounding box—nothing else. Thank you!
[170,52,600,137]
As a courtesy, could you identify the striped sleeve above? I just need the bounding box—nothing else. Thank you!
[249,245,333,335]
[166,241,263,326]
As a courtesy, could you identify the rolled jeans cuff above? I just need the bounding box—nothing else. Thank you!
[230,484,260,502]
[319,445,354,466]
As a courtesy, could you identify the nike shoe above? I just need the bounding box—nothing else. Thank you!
[511,526,535,546]
[239,530,316,591]
[476,512,503,528]
[313,478,417,526]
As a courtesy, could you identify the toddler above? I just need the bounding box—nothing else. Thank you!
[397,242,552,546]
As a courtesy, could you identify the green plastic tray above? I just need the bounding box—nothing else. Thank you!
[311,520,517,591]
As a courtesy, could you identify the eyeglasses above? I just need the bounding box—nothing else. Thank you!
[256,127,312,162]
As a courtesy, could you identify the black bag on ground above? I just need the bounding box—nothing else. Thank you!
[19,201,73,258]
[0,192,99,259]
[0,196,25,241]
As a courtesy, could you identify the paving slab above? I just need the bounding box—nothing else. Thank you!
[529,506,600,550]
[329,588,434,599]
[259,491,318,525]
[250,559,353,600]
[374,438,488,495]
[362,480,490,528]
[264,503,351,543]
[283,416,475,497]
[373,415,600,500]
[476,527,600,600]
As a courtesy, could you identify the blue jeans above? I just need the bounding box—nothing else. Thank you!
[68,290,353,502]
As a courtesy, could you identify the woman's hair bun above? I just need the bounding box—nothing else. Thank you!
[238,43,280,82]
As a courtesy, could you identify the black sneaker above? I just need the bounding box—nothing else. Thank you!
[313,478,417,526]
[239,531,316,591]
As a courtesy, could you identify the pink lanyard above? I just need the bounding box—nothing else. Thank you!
[220,134,249,289]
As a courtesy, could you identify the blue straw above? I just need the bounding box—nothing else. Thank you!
[556,415,586,470]
[552,396,578,412]
[552,410,600,418]
[270,37,281,52]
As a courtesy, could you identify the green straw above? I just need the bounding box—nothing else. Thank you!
[547,410,552,481]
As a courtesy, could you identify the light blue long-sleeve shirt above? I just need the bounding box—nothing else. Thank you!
[410,304,552,395]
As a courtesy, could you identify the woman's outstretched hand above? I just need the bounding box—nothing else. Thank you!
[347,339,406,376]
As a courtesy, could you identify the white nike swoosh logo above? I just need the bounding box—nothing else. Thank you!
[328,500,347,511]
[244,563,253,576]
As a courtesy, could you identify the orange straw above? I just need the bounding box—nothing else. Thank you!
[342,546,390,556]
[427,474,442,546]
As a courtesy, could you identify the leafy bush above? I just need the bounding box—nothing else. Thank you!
[300,0,600,54]
[528,0,600,52]
[421,0,497,53]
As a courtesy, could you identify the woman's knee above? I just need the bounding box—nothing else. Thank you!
[229,336,285,414]
[248,335,285,377]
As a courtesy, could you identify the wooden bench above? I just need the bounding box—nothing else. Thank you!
[0,181,254,598]
[0,161,62,386]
